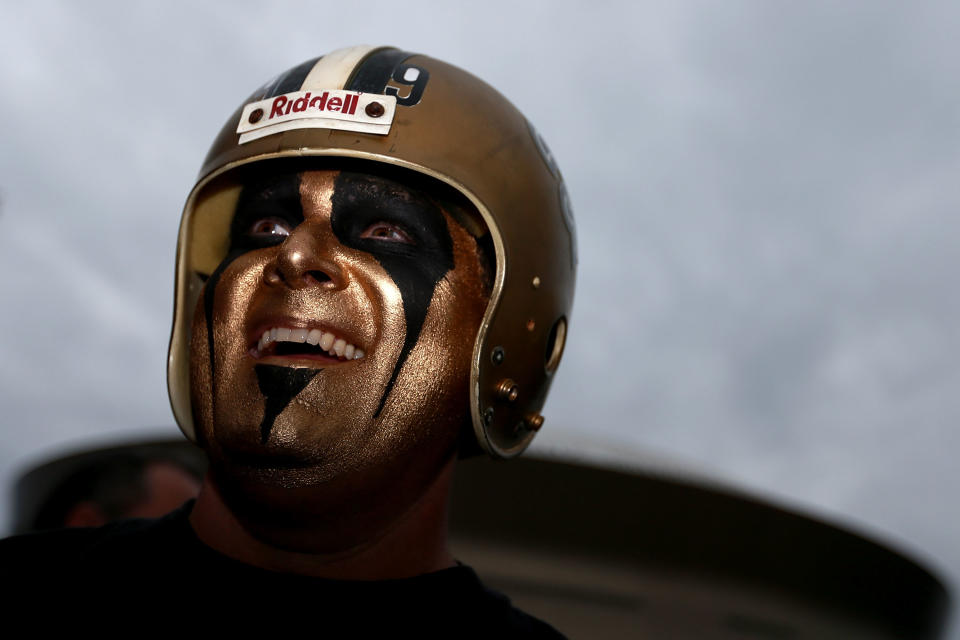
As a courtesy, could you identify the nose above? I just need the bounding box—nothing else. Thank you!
[263,222,346,290]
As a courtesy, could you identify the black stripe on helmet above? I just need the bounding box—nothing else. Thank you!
[346,48,412,93]
[261,56,322,99]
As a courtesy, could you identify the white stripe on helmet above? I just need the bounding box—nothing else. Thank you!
[301,45,380,90]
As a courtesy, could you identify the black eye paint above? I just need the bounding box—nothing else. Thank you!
[330,171,455,416]
[203,170,305,411]
[255,364,320,443]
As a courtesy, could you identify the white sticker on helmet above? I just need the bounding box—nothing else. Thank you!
[236,90,397,143]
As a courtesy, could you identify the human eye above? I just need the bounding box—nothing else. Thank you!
[359,221,415,245]
[246,216,292,239]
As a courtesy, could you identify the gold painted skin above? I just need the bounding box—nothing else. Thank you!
[189,169,488,550]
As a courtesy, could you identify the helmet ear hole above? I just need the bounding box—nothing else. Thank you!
[545,316,567,373]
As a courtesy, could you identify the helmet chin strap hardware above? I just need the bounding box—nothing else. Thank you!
[496,379,519,403]
[524,414,545,432]
[512,413,544,436]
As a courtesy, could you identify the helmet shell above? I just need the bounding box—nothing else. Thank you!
[168,46,576,458]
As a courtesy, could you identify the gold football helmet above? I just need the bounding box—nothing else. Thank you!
[168,46,576,458]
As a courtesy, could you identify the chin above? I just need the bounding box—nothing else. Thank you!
[209,442,347,489]
[210,449,430,543]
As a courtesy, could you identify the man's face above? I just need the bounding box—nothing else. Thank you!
[189,168,488,500]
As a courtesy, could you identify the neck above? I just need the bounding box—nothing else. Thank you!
[188,458,457,580]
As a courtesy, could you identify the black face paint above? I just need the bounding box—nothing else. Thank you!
[204,167,455,433]
[255,364,321,443]
[330,171,455,416]
[203,170,305,406]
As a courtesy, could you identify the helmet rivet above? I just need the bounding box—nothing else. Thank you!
[365,101,385,118]
[483,407,495,425]
[532,276,541,289]
[525,414,545,431]
[496,379,519,402]
[491,346,505,365]
[248,108,264,124]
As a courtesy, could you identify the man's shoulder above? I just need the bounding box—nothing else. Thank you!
[470,587,568,638]
[0,512,565,636]
[396,564,567,638]
[0,501,193,576]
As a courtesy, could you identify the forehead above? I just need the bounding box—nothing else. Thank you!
[232,160,485,229]
[233,167,437,212]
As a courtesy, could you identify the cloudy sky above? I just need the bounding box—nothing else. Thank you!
[2,0,958,632]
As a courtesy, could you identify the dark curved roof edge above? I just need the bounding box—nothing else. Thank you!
[451,455,951,639]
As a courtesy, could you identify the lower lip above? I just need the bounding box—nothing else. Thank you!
[249,349,354,365]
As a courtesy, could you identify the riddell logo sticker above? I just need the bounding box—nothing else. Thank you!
[236,89,397,143]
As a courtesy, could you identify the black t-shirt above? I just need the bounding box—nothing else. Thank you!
[1,502,565,637]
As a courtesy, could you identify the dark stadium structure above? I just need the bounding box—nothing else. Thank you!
[451,457,950,639]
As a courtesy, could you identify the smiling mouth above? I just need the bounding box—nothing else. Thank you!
[253,326,366,361]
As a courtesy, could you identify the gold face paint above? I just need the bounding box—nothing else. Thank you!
[189,168,489,502]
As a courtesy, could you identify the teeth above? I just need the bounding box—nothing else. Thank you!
[319,332,334,351]
[256,326,365,360]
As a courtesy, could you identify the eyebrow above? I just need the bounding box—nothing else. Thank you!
[333,172,448,235]
[334,173,429,207]
[239,172,303,212]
